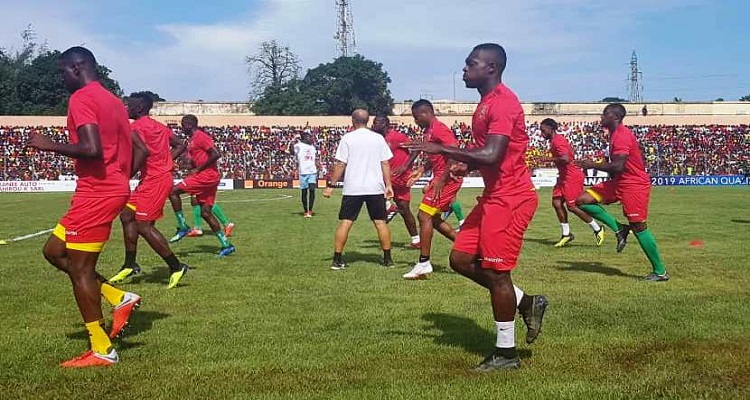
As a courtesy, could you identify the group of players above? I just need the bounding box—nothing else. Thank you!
[26,42,669,371]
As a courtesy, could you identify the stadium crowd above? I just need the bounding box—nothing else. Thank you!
[2,122,748,181]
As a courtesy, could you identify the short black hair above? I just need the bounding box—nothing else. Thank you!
[181,114,198,126]
[130,91,154,112]
[604,103,627,120]
[60,46,97,66]
[411,99,434,112]
[473,43,507,75]
[540,118,558,130]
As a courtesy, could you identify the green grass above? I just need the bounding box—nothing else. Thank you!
[0,187,748,399]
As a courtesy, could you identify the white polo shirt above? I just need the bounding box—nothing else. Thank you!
[334,127,393,196]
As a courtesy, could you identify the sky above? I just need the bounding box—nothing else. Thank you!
[0,0,748,103]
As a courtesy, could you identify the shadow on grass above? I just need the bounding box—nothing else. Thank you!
[730,219,750,224]
[65,310,170,348]
[420,313,532,359]
[556,261,640,278]
[360,239,408,249]
[525,237,559,246]
[174,244,221,257]
[335,251,384,265]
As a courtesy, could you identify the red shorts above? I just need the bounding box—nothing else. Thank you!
[177,175,219,206]
[128,174,173,221]
[392,182,411,202]
[587,180,650,222]
[453,193,538,271]
[54,195,129,252]
[418,178,463,216]
[552,176,584,207]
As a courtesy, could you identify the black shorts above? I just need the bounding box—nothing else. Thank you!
[339,194,387,221]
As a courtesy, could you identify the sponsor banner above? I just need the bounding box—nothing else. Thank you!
[651,175,750,186]
[245,179,293,189]
[1,179,234,193]
[291,179,328,189]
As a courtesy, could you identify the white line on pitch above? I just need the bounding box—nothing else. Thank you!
[7,228,54,242]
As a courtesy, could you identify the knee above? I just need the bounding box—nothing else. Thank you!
[200,206,212,219]
[120,209,134,223]
[449,252,471,273]
[631,221,647,232]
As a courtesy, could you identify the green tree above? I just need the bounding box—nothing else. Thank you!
[740,94,750,101]
[715,97,725,102]
[673,97,683,103]
[601,97,627,103]
[252,79,325,115]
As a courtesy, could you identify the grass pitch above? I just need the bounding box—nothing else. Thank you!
[0,187,748,399]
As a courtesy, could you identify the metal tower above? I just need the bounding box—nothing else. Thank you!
[334,0,356,57]
[628,51,643,103]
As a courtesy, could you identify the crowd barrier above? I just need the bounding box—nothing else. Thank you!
[0,179,235,193]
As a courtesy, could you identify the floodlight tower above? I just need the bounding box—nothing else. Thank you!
[628,50,643,103]
[334,0,356,57]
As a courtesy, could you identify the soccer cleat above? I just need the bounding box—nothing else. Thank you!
[109,292,141,339]
[403,261,433,280]
[553,234,575,248]
[108,264,142,283]
[304,212,312,219]
[186,228,203,237]
[615,224,631,253]
[330,261,347,270]
[594,227,605,247]
[383,257,395,268]
[60,349,119,368]
[169,228,190,243]
[386,205,399,223]
[168,264,189,289]
[472,351,521,372]
[519,295,549,344]
[224,222,235,237]
[644,272,670,282]
[218,245,236,258]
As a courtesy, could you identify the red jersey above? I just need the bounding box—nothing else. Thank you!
[187,129,220,182]
[131,116,174,180]
[385,129,410,171]
[424,119,458,178]
[471,83,535,197]
[66,81,131,197]
[550,133,585,181]
[609,124,650,189]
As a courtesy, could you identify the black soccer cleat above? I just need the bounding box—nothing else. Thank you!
[519,294,549,344]
[615,224,631,253]
[472,351,521,372]
[643,272,670,282]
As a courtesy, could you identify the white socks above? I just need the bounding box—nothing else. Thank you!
[411,235,420,244]
[513,285,524,307]
[589,220,601,231]
[561,223,571,236]
[495,321,515,348]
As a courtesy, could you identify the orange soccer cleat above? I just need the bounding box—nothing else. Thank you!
[60,349,119,368]
[109,292,141,339]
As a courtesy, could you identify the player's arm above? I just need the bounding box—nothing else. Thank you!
[405,135,509,167]
[577,154,626,174]
[381,160,394,199]
[323,161,346,198]
[393,151,420,176]
[130,132,150,178]
[169,134,187,160]
[27,124,102,159]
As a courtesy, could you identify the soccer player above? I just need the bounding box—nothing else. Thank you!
[575,104,670,281]
[27,47,141,367]
[402,100,463,280]
[441,200,466,230]
[323,109,394,269]
[372,114,420,248]
[291,132,321,218]
[109,92,190,288]
[168,115,236,257]
[406,43,549,371]
[539,118,604,247]
[186,199,235,237]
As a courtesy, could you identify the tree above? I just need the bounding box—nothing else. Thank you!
[127,90,165,102]
[253,54,395,116]
[740,94,750,101]
[246,40,301,99]
[601,97,627,103]
[673,97,683,103]
[715,97,725,102]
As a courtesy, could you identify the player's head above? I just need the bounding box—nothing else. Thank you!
[372,114,390,135]
[181,114,199,135]
[351,109,370,128]
[463,43,506,89]
[58,46,98,93]
[601,103,626,130]
[126,92,154,120]
[411,99,435,129]
[540,118,558,139]
[300,132,313,144]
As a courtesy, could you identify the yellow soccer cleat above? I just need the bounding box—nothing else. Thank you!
[168,264,189,289]
[108,265,141,283]
[554,234,575,248]
[594,228,605,247]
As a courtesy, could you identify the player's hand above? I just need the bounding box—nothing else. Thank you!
[403,141,444,154]
[405,166,423,187]
[323,187,334,198]
[26,131,55,151]
[432,179,444,199]
[392,165,407,176]
[450,162,469,177]
[575,159,597,169]
[384,185,394,199]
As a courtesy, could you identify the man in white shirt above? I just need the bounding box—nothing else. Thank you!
[291,132,321,218]
[323,109,395,269]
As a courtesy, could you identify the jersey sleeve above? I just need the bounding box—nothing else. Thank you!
[68,93,98,130]
[610,131,631,156]
[335,137,349,163]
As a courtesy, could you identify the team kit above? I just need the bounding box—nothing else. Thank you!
[26,43,668,371]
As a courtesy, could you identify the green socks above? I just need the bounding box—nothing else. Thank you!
[175,211,189,230]
[192,205,203,229]
[217,232,231,248]
[579,203,621,232]
[451,201,465,221]
[212,204,230,225]
[634,229,667,275]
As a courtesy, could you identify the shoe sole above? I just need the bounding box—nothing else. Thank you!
[110,300,141,339]
[403,273,431,280]
[526,295,549,344]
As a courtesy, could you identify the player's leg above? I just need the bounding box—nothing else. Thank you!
[433,214,457,241]
[450,201,466,227]
[576,181,630,252]
[365,194,393,267]
[403,209,436,279]
[301,187,309,215]
[212,203,235,236]
[307,180,317,215]
[552,196,574,247]
[189,196,203,237]
[168,185,191,242]
[395,198,420,247]
[567,203,604,246]
[623,191,668,281]
[109,207,142,282]
[332,196,363,269]
[137,220,189,288]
